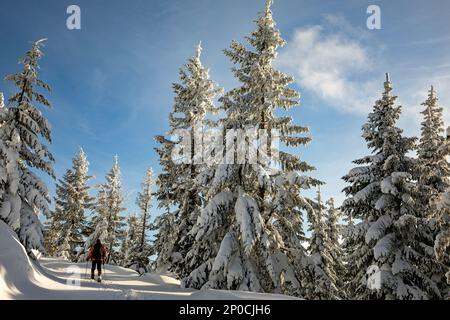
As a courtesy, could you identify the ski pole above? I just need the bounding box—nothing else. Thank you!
[84,260,88,280]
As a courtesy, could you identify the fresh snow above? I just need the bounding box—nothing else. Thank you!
[365,215,393,244]
[0,221,296,300]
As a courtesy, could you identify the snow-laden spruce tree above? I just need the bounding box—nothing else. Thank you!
[78,213,109,262]
[45,148,94,260]
[104,156,126,264]
[342,74,441,299]
[119,214,139,267]
[94,156,126,264]
[0,91,8,201]
[415,86,450,296]
[0,40,54,255]
[437,188,450,291]
[417,86,450,208]
[153,42,222,277]
[127,167,154,273]
[325,197,345,295]
[303,190,340,299]
[58,233,72,261]
[120,168,154,272]
[183,0,319,296]
[43,214,61,256]
[152,135,178,272]
[436,126,450,294]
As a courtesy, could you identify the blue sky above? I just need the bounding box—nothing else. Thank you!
[1,0,450,221]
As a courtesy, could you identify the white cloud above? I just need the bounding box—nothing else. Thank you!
[276,16,380,114]
[397,71,450,136]
[276,14,450,129]
[434,76,450,127]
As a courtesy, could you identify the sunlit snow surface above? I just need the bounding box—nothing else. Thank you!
[0,221,297,300]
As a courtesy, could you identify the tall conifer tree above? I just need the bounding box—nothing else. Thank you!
[342,74,440,299]
[0,40,54,255]
[45,148,94,260]
[183,1,319,296]
[153,43,222,277]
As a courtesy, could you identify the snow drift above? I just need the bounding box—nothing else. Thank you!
[0,221,296,300]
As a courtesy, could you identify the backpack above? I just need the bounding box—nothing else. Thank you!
[92,243,103,260]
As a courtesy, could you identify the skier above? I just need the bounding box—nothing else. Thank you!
[87,239,107,282]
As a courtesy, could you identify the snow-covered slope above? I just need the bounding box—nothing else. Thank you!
[0,221,297,300]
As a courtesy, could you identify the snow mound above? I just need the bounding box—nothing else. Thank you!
[0,220,74,299]
[0,220,41,298]
[0,221,296,300]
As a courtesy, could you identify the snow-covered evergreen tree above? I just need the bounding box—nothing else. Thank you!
[153,42,222,277]
[437,189,450,290]
[0,40,54,255]
[43,215,61,257]
[77,214,108,262]
[303,191,340,299]
[127,167,154,273]
[436,126,450,294]
[325,197,345,295]
[151,208,178,273]
[415,86,450,297]
[417,86,450,209]
[120,214,139,267]
[0,91,9,210]
[96,156,126,264]
[183,1,319,296]
[342,74,441,299]
[58,232,71,261]
[152,136,179,272]
[45,148,94,260]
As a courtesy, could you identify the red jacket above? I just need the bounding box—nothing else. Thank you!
[87,244,107,262]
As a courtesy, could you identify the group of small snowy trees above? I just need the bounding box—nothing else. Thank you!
[127,167,154,272]
[0,38,155,273]
[302,191,342,299]
[45,152,155,272]
[0,40,54,257]
[342,76,450,299]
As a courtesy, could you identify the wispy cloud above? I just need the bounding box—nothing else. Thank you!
[433,76,450,125]
[276,15,381,115]
[393,59,450,134]
[404,35,450,47]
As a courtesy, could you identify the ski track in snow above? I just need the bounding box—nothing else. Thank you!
[35,258,194,300]
[1,221,296,300]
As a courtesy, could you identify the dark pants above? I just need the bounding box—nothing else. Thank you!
[91,260,102,275]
